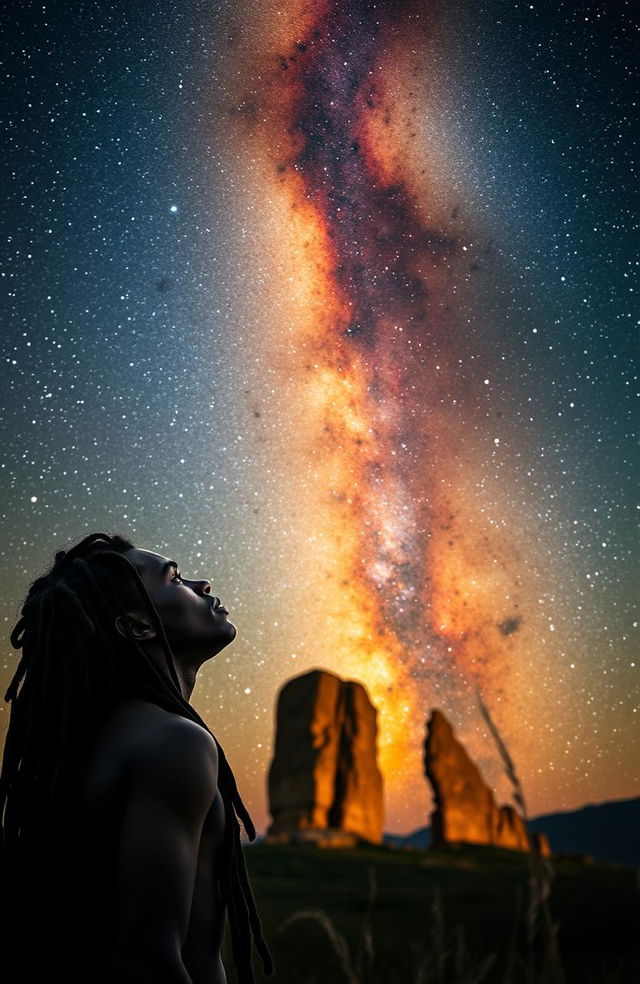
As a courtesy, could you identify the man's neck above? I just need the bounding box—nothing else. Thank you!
[141,642,199,702]
[175,663,197,702]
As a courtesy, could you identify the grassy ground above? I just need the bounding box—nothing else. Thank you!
[222,842,640,984]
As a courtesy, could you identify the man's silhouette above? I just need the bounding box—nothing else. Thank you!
[0,532,272,983]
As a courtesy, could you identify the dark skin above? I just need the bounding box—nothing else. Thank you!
[82,548,236,984]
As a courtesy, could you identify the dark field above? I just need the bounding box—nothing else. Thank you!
[223,842,640,984]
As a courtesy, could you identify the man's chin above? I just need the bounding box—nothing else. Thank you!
[212,620,236,652]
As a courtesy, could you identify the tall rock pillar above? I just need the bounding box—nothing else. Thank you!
[424,709,530,851]
[268,669,384,843]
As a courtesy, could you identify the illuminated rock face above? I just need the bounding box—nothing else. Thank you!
[268,669,384,844]
[532,831,552,858]
[331,680,383,841]
[494,804,530,851]
[424,710,530,852]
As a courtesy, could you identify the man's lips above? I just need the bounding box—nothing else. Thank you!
[209,597,229,615]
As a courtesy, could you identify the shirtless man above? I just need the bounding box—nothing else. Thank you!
[1,533,272,984]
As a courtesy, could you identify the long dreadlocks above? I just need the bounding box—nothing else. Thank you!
[0,532,273,983]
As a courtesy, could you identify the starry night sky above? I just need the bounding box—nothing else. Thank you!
[1,0,637,835]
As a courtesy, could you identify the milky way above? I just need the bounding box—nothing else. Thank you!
[1,0,637,832]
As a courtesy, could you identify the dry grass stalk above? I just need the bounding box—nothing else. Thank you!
[278,873,496,984]
[278,907,359,984]
[476,690,566,984]
[357,864,376,979]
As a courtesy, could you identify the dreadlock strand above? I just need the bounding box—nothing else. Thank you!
[232,836,273,975]
[4,651,27,702]
[0,682,31,840]
[26,593,67,855]
[213,741,257,840]
[228,823,273,976]
[22,595,55,774]
[9,617,26,652]
[225,818,256,983]
[53,581,96,638]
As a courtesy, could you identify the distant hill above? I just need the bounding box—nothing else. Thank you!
[384,796,640,866]
[384,826,432,849]
[529,796,640,866]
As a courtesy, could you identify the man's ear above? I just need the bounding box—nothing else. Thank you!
[115,612,157,642]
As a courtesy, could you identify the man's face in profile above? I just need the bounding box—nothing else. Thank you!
[124,547,236,660]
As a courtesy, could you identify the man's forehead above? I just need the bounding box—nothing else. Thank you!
[125,547,175,574]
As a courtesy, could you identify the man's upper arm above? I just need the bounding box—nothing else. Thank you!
[113,716,219,980]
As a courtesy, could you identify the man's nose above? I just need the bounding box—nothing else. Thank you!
[192,579,211,596]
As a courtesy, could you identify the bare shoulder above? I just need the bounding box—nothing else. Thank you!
[87,700,218,806]
[122,701,217,771]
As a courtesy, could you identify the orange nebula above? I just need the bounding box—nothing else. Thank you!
[219,0,554,825]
